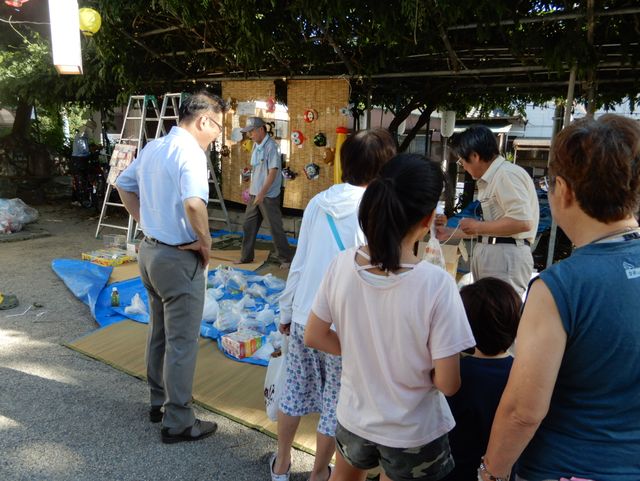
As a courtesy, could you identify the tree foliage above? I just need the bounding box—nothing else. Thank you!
[1,0,638,132]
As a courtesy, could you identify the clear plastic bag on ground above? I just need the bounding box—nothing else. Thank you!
[227,269,248,292]
[202,289,220,322]
[245,283,267,299]
[124,293,148,316]
[256,304,275,325]
[252,342,275,361]
[0,198,39,234]
[210,265,229,289]
[214,299,243,331]
[262,273,286,291]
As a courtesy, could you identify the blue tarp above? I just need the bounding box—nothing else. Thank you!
[51,259,114,319]
[53,260,282,366]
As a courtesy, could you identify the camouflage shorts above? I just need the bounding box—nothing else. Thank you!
[335,422,454,481]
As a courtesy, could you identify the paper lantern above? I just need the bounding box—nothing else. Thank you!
[49,0,82,75]
[79,8,101,37]
[440,111,456,138]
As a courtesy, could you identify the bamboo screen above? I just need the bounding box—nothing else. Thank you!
[220,79,350,209]
[220,81,276,204]
[283,79,350,209]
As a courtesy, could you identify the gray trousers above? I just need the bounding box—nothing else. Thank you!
[138,238,205,430]
[240,195,292,263]
[471,242,534,296]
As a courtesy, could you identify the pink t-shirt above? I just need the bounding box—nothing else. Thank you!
[312,248,475,448]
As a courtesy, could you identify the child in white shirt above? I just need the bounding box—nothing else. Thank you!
[305,153,476,481]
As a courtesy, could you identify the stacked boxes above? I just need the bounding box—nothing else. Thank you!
[221,329,265,359]
[81,248,136,266]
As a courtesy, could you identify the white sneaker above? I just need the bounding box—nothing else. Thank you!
[269,453,290,481]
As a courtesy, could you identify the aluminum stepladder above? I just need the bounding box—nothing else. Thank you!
[155,92,231,232]
[95,94,161,241]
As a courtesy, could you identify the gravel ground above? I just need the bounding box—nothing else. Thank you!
[0,204,315,481]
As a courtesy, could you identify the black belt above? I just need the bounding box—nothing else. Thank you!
[478,236,530,246]
[145,236,193,248]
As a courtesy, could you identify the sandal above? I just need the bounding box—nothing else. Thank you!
[269,453,290,481]
[307,465,332,481]
[0,293,19,310]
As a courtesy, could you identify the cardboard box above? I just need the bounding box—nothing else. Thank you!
[103,234,127,249]
[82,248,136,267]
[221,329,265,359]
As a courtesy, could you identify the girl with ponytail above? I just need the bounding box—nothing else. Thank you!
[305,154,475,481]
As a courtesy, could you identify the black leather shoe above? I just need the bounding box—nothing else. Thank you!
[161,419,218,444]
[149,406,163,423]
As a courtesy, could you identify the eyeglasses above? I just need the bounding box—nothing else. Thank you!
[204,116,223,132]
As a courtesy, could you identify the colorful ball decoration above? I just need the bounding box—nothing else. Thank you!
[282,167,298,180]
[304,162,320,180]
[241,167,252,182]
[220,145,230,157]
[303,109,318,123]
[322,147,335,165]
[241,188,251,204]
[291,130,305,146]
[78,8,102,37]
[313,132,327,147]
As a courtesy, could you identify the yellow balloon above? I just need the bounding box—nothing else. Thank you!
[79,8,101,37]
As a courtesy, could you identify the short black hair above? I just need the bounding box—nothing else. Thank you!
[340,128,397,186]
[450,125,499,162]
[459,277,521,356]
[178,90,227,123]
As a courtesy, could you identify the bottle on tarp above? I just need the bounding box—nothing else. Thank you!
[111,287,120,307]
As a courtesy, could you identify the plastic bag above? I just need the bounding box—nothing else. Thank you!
[263,273,286,291]
[210,267,226,287]
[202,289,220,322]
[267,330,284,351]
[0,198,39,234]
[227,269,248,292]
[214,300,242,331]
[256,304,275,325]
[422,224,446,270]
[209,286,225,300]
[237,294,256,310]
[124,293,148,316]
[264,337,288,421]
[245,283,267,299]
[238,304,275,334]
[253,342,275,361]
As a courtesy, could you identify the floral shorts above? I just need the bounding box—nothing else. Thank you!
[278,322,341,436]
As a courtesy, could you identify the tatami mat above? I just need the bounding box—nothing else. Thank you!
[66,320,320,454]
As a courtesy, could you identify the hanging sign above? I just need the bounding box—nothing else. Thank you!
[237,101,256,116]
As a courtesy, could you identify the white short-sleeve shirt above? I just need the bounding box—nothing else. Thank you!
[312,248,476,448]
[477,156,539,244]
[116,126,209,245]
